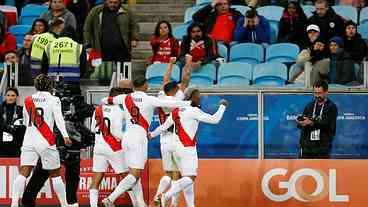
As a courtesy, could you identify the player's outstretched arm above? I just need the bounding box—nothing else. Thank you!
[162,57,177,90]
[194,99,228,124]
[150,115,174,138]
[150,96,191,108]
[179,61,192,92]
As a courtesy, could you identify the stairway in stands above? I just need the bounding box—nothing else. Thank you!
[129,0,195,78]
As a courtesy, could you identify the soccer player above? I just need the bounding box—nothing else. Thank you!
[89,86,141,207]
[11,74,71,207]
[149,88,228,207]
[154,56,191,207]
[101,76,191,207]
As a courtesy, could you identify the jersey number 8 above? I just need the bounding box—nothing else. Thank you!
[28,107,44,128]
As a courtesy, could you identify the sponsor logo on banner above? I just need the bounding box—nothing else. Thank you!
[262,168,349,203]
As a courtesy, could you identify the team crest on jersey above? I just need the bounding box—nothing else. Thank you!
[329,22,335,28]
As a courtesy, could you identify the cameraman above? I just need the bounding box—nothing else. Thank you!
[297,80,338,159]
[0,87,25,157]
[22,93,94,207]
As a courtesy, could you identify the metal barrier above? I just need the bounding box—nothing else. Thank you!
[0,62,18,95]
[109,61,132,88]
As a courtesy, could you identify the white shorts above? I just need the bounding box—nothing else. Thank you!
[173,146,198,176]
[123,134,148,169]
[20,145,60,170]
[161,137,179,172]
[93,151,128,174]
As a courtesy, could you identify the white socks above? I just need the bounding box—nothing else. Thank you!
[164,177,193,202]
[108,174,137,203]
[11,175,27,207]
[155,175,171,198]
[171,180,179,207]
[132,179,146,206]
[89,189,99,207]
[51,176,68,207]
[183,184,195,207]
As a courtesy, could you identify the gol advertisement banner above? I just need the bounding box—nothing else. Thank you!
[0,158,148,206]
[149,159,368,207]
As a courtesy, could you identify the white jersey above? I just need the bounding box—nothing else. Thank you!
[22,91,68,153]
[91,104,126,154]
[151,105,226,147]
[157,90,185,144]
[104,91,190,136]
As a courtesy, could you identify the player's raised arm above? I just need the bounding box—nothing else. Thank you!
[150,115,174,138]
[161,57,177,90]
[193,99,228,124]
[179,56,192,92]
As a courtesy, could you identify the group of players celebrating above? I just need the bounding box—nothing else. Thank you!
[10,56,228,207]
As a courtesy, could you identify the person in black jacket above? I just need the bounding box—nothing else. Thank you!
[297,80,338,159]
[192,0,243,44]
[277,1,308,47]
[17,33,33,86]
[0,87,25,157]
[308,0,345,42]
[343,20,367,64]
[326,36,355,85]
[178,22,218,71]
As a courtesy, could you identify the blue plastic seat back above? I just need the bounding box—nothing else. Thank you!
[230,43,264,65]
[231,5,251,16]
[217,42,228,61]
[9,25,32,46]
[146,63,180,87]
[302,5,315,18]
[266,43,300,63]
[190,64,217,87]
[253,63,287,86]
[332,5,357,23]
[173,24,189,41]
[218,62,252,86]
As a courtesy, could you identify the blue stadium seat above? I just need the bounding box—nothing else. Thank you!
[4,0,15,6]
[302,5,315,18]
[196,0,212,6]
[190,64,217,87]
[256,6,283,22]
[20,4,48,25]
[9,25,32,46]
[173,24,189,40]
[217,42,228,61]
[332,5,357,23]
[256,6,283,43]
[229,43,264,65]
[265,43,300,63]
[184,6,203,24]
[358,24,368,39]
[218,62,252,86]
[253,63,287,86]
[360,7,368,24]
[231,5,251,16]
[145,63,180,87]
[95,0,104,5]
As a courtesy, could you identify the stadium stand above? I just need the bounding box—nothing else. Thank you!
[217,62,252,86]
[145,63,181,87]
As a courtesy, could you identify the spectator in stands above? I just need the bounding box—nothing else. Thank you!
[308,0,345,42]
[40,0,77,31]
[325,36,355,84]
[178,22,218,71]
[65,0,91,43]
[277,1,308,47]
[4,50,17,64]
[0,87,25,158]
[233,8,271,44]
[17,33,33,86]
[192,0,242,44]
[84,0,139,82]
[293,25,329,85]
[30,18,49,35]
[149,20,180,64]
[0,23,16,63]
[343,20,367,63]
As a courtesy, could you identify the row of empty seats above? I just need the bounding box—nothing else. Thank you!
[146,62,291,87]
[218,42,300,65]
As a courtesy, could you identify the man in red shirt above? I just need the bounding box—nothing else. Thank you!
[178,23,218,71]
[193,0,243,44]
